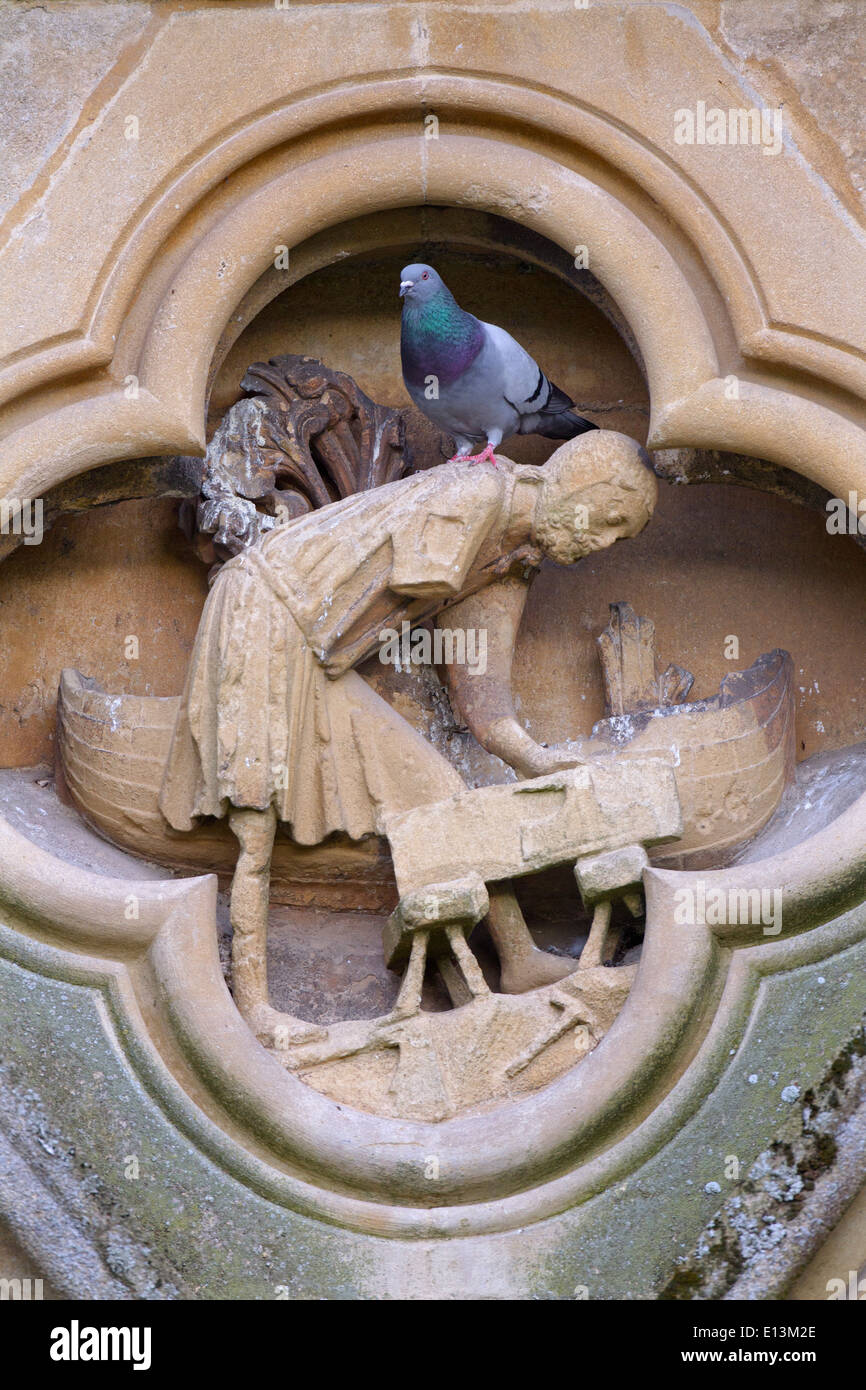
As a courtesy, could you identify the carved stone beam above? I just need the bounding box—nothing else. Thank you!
[384,761,682,900]
[383,761,682,994]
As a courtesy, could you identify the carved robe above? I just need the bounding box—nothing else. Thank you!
[159,459,535,844]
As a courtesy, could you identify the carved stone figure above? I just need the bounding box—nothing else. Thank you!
[54,361,796,1119]
[4,0,866,1303]
[158,428,657,1041]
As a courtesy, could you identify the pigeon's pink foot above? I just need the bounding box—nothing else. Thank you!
[463,444,498,467]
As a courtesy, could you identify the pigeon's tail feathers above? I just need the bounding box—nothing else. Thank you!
[536,409,599,440]
[534,376,598,437]
[538,379,575,416]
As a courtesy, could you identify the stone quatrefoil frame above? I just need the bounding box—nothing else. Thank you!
[2,6,866,1238]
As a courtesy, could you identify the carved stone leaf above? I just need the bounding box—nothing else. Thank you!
[195,354,411,560]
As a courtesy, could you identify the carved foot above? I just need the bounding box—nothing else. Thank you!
[500,948,577,994]
[377,1002,422,1027]
[245,1002,328,1050]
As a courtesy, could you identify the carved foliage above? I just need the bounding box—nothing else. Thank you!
[194,355,409,561]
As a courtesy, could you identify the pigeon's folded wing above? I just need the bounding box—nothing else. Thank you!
[482,322,572,416]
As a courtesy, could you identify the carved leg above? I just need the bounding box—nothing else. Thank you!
[445,925,491,998]
[487,883,576,994]
[434,951,473,1008]
[228,808,329,1049]
[578,899,613,971]
[388,929,429,1020]
[228,805,277,1024]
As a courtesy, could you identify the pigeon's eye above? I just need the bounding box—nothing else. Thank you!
[421,271,429,279]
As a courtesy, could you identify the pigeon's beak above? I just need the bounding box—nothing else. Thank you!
[399,280,413,298]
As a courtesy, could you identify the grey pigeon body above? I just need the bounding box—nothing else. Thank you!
[399,263,597,461]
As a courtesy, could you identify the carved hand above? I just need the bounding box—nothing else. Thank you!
[485,717,588,778]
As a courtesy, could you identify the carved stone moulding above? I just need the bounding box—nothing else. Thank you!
[1,9,866,1287]
[3,75,866,499]
[3,806,866,1238]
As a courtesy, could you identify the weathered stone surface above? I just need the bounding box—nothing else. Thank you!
[0,1,151,220]
[718,0,866,219]
[597,600,694,715]
[0,454,203,564]
[574,844,650,906]
[661,1014,866,1301]
[384,760,680,897]
[2,891,865,1296]
[2,0,866,1304]
[57,432,658,1052]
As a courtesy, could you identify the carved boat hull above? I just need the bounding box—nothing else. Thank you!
[56,671,396,910]
[589,649,796,868]
[57,650,795,898]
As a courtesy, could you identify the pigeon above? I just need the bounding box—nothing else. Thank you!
[399,263,598,466]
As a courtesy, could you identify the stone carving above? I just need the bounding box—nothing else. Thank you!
[60,425,681,1111]
[189,354,409,566]
[5,0,866,1302]
[598,600,694,714]
[56,404,797,1121]
[380,760,682,1022]
[57,608,794,893]
[158,430,657,1054]
[589,603,796,869]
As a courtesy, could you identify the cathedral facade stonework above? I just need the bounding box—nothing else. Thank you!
[1,0,866,1306]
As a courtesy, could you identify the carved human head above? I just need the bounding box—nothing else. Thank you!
[533,431,657,565]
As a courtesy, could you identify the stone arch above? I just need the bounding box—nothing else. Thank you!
[3,79,865,498]
[2,65,866,1235]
